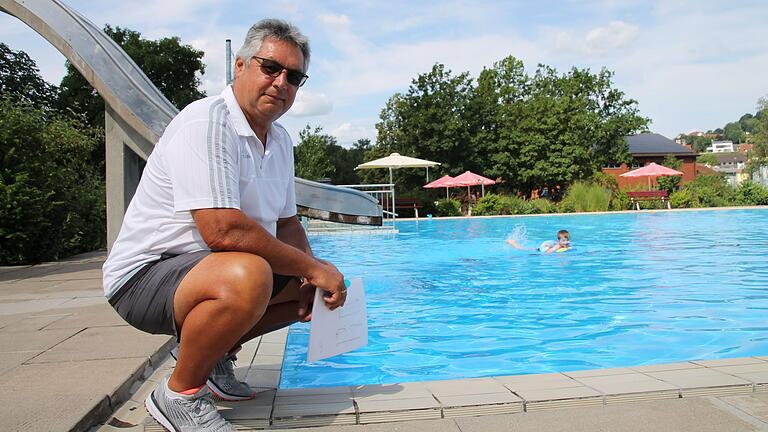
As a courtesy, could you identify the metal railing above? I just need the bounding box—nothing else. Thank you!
[338,184,397,220]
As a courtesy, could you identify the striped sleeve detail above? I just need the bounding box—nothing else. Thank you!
[206,100,235,207]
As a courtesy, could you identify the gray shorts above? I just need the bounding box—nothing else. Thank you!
[109,251,295,337]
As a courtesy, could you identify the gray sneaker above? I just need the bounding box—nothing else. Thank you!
[170,346,255,401]
[145,377,235,432]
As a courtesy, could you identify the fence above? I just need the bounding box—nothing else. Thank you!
[338,184,396,220]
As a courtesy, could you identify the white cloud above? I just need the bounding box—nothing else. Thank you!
[318,14,351,26]
[331,122,377,146]
[550,20,639,57]
[317,13,370,57]
[288,91,334,117]
[318,33,540,99]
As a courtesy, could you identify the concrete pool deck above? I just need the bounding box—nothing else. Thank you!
[2,250,768,431]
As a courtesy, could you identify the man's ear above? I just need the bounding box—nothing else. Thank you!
[233,57,246,79]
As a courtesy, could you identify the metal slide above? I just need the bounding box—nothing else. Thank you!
[1,0,382,226]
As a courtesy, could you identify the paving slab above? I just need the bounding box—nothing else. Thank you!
[270,418,463,432]
[424,377,510,396]
[453,397,761,432]
[0,313,69,332]
[41,304,127,329]
[26,326,171,364]
[496,372,585,391]
[0,297,72,314]
[0,351,37,375]
[0,357,148,432]
[646,367,753,397]
[630,361,705,373]
[693,357,768,367]
[719,393,768,424]
[257,341,288,355]
[0,327,81,353]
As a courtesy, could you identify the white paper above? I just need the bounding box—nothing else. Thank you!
[308,278,368,363]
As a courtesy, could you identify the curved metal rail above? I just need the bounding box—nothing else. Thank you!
[1,0,382,229]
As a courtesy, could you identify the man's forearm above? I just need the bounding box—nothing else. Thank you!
[276,216,312,256]
[193,209,316,278]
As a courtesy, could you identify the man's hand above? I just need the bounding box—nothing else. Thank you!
[305,260,347,310]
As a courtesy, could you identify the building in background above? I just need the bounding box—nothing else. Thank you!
[706,140,737,153]
[603,133,697,189]
[710,152,748,187]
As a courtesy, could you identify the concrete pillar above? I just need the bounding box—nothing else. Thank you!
[105,106,153,250]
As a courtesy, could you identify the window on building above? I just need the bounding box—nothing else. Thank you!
[604,162,622,169]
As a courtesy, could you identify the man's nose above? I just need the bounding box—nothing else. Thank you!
[272,69,289,89]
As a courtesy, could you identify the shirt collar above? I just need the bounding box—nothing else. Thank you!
[221,85,256,138]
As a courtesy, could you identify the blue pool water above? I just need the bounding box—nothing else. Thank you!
[280,209,768,388]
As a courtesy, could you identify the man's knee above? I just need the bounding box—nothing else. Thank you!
[215,253,273,312]
[177,252,271,313]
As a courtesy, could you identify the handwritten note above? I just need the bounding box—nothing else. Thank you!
[308,278,368,363]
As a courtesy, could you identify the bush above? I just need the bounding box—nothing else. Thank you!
[590,172,619,191]
[670,174,735,208]
[560,181,611,212]
[0,99,105,264]
[657,175,682,195]
[504,196,534,215]
[610,190,631,211]
[529,198,557,214]
[473,194,505,216]
[735,181,768,206]
[434,198,461,217]
[670,188,695,208]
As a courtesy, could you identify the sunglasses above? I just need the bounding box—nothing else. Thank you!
[251,56,308,87]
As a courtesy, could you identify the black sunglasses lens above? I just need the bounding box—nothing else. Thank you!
[260,60,283,76]
[286,71,303,86]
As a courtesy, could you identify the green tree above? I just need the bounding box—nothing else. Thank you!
[57,25,206,129]
[0,43,58,110]
[657,154,682,193]
[475,59,647,195]
[723,121,744,143]
[328,138,371,185]
[0,98,105,264]
[748,96,768,173]
[374,64,474,190]
[687,135,712,153]
[294,126,336,181]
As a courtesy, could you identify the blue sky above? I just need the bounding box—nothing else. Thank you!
[2,0,767,146]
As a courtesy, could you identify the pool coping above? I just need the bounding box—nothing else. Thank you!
[125,330,768,430]
[397,204,768,222]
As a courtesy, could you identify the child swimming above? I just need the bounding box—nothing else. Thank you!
[507,229,571,254]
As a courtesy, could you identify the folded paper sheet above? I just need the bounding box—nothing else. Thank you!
[308,278,368,363]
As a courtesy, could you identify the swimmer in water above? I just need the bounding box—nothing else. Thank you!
[507,229,571,253]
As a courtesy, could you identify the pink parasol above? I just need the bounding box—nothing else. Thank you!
[423,175,456,199]
[619,162,683,189]
[450,171,496,197]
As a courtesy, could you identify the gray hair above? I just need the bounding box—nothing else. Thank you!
[237,19,311,72]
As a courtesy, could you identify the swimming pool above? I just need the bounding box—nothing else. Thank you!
[280,208,768,388]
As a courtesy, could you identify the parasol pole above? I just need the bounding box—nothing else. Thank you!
[389,167,395,219]
[481,183,485,197]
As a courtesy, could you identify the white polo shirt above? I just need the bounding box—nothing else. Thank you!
[102,86,296,299]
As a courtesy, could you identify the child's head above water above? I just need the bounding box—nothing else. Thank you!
[557,229,570,246]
